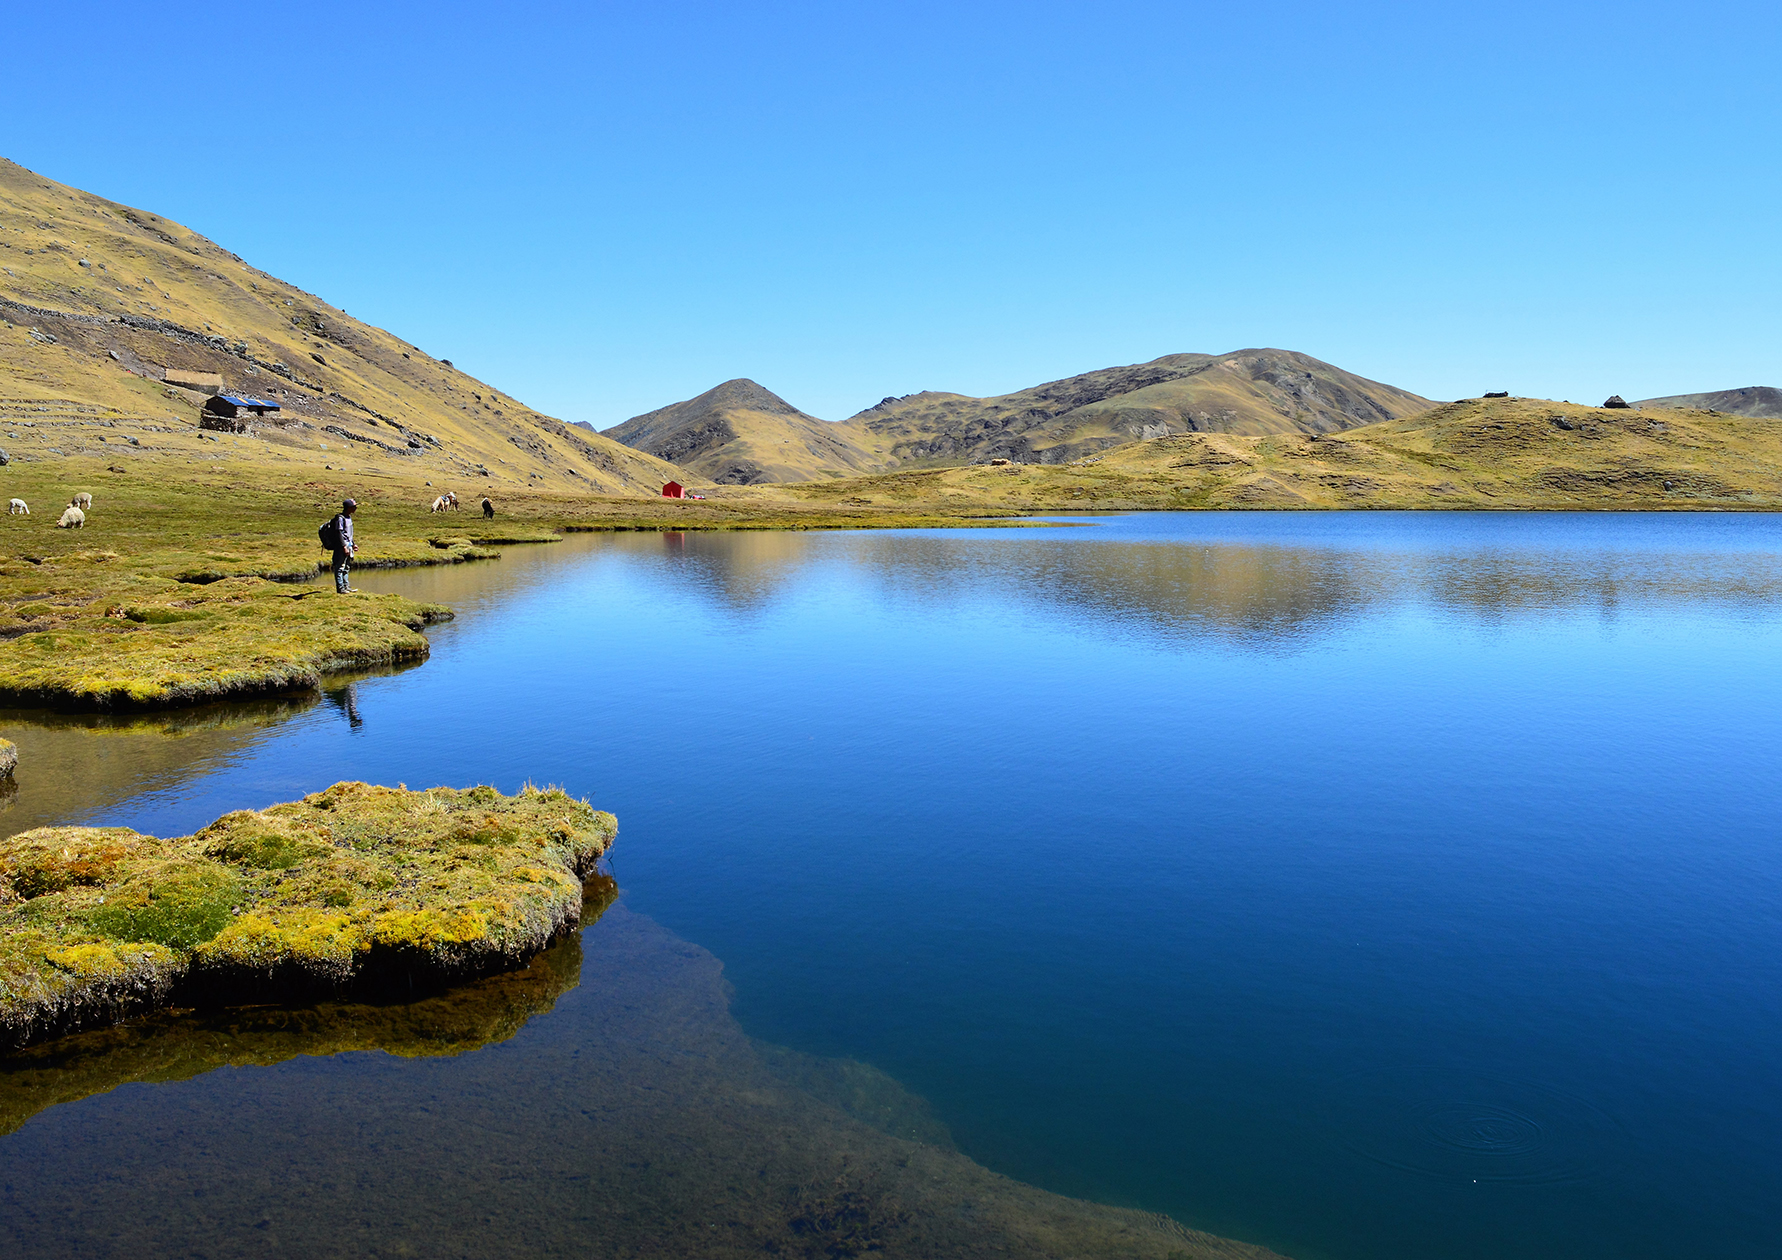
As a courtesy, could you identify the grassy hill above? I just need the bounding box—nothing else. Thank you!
[601,378,878,484]
[1637,386,1782,418]
[0,156,685,497]
[838,348,1438,468]
[745,396,1782,511]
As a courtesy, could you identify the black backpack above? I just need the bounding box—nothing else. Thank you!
[318,514,342,550]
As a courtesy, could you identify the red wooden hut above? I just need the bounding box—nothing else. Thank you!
[661,481,684,498]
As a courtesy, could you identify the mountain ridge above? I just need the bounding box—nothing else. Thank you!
[744,395,1782,513]
[841,349,1440,467]
[602,350,1440,483]
[1635,386,1782,418]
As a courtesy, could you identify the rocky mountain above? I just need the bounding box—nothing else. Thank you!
[0,156,682,494]
[602,378,878,484]
[841,349,1438,467]
[1636,386,1782,418]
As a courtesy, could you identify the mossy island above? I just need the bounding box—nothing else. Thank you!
[0,782,616,1050]
[0,894,610,1138]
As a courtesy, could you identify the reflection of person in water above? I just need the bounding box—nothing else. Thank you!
[327,682,364,730]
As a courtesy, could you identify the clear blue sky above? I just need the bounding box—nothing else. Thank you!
[6,0,1779,423]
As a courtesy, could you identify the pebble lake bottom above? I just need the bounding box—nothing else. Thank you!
[3,512,1780,1260]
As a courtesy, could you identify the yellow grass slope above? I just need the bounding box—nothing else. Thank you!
[765,397,1782,511]
[0,156,685,496]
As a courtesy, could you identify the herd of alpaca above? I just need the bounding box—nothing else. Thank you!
[432,490,495,518]
[7,493,91,526]
[8,487,495,532]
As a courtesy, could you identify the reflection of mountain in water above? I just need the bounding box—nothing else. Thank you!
[0,903,1287,1260]
[646,529,1782,648]
[0,662,421,838]
[650,528,833,614]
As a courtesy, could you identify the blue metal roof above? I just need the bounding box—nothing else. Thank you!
[216,395,281,410]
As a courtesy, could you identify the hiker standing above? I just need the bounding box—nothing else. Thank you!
[330,498,358,593]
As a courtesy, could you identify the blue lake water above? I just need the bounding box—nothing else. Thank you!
[4,511,1781,1258]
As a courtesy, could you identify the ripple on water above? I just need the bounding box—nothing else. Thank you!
[1324,1067,1635,1186]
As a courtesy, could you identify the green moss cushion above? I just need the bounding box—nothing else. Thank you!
[0,782,615,1048]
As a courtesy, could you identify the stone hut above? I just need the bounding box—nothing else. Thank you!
[200,394,281,433]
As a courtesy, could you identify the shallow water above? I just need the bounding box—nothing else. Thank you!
[5,512,1781,1259]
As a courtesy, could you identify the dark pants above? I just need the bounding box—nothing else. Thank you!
[332,550,352,593]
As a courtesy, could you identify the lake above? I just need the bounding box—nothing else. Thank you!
[3,512,1779,1259]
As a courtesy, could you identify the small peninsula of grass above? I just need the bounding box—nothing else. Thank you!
[0,781,617,1049]
[1,574,450,709]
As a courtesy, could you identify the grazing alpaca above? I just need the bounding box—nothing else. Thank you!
[482,497,494,519]
[432,495,450,512]
[445,491,460,509]
[72,492,92,510]
[7,499,25,515]
[57,505,85,529]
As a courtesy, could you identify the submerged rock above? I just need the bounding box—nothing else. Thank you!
[0,738,14,778]
[0,782,616,1049]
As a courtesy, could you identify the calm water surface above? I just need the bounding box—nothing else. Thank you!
[4,512,1781,1259]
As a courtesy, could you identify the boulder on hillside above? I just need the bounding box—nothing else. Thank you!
[1603,395,1631,409]
[1483,391,1509,399]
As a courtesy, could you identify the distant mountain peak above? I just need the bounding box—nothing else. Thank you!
[691,378,811,419]
[602,379,876,485]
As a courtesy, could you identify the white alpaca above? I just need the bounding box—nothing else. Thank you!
[431,495,450,512]
[7,499,25,515]
[57,505,85,529]
[72,492,92,509]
